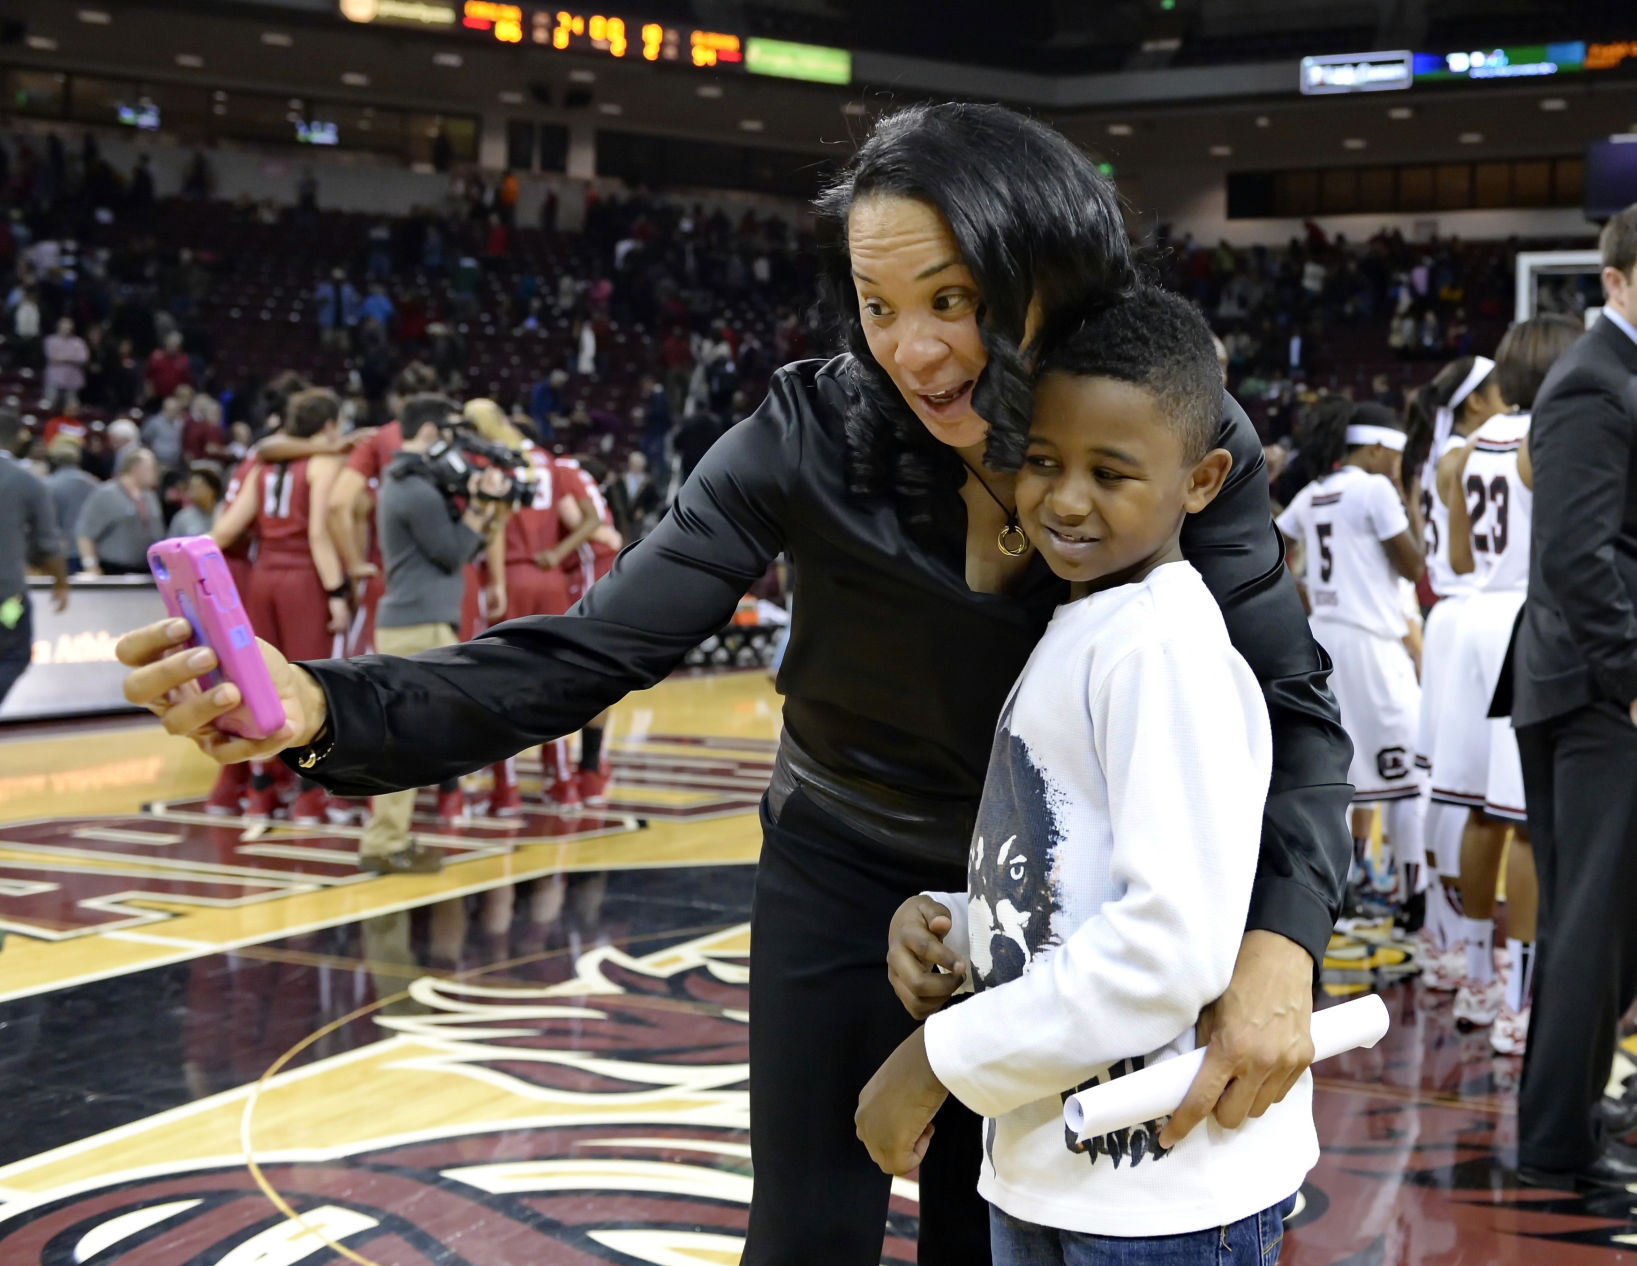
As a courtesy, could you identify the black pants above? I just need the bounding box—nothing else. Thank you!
[0,594,31,709]
[1517,703,1637,1170]
[744,788,991,1266]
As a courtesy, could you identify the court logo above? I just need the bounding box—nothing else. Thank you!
[0,926,920,1265]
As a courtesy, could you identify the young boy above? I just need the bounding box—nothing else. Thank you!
[854,286,1316,1261]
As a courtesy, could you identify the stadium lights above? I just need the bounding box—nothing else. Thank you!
[77,9,111,23]
[1343,138,1367,150]
[1107,123,1133,136]
[25,35,57,51]
[341,71,371,86]
[1388,106,1413,119]
[739,118,765,132]
[1255,115,1270,128]
[175,53,204,68]
[261,31,293,46]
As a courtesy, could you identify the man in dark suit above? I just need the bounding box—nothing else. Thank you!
[1512,203,1637,1190]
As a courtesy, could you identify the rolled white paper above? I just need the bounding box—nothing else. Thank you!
[1062,994,1390,1144]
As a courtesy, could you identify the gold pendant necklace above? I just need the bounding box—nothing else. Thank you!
[961,459,1029,558]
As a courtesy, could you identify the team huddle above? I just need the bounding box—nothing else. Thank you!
[197,377,623,836]
[1275,317,1582,1051]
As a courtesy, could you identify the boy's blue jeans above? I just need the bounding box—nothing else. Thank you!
[990,1194,1297,1266]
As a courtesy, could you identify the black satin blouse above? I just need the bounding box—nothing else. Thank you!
[289,355,1353,962]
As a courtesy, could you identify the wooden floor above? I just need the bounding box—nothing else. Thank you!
[0,670,1631,1265]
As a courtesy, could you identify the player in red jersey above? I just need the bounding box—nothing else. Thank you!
[459,400,586,811]
[555,453,624,805]
[203,382,366,817]
[212,389,351,826]
[326,416,401,659]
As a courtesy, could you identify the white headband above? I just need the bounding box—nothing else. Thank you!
[1346,424,1407,451]
[1431,356,1495,455]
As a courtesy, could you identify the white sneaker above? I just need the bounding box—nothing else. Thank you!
[1454,975,1506,1029]
[1417,930,1465,991]
[1489,1003,1530,1055]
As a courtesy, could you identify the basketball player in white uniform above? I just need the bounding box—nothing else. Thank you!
[1404,357,1504,989]
[1278,404,1426,923]
[1431,315,1580,1050]
[1435,409,1535,1040]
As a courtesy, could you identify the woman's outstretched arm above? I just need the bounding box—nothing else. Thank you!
[119,371,803,794]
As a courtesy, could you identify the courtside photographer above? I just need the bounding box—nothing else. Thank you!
[356,392,513,874]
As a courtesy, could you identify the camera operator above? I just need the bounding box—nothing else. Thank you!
[357,394,512,874]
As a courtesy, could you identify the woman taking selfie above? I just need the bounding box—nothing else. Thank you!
[119,102,1351,1265]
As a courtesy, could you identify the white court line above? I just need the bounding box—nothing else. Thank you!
[0,844,752,1006]
[103,929,216,950]
[72,828,186,846]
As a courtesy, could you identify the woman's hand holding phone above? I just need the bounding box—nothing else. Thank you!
[117,619,327,765]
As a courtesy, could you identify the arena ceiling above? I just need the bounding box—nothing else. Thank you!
[3,0,1636,183]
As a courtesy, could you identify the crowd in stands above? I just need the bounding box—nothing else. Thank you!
[0,127,1598,561]
[1148,222,1593,447]
[0,128,831,560]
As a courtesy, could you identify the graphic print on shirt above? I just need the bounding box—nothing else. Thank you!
[968,732,1059,992]
[968,712,1171,1171]
[1060,1055,1172,1171]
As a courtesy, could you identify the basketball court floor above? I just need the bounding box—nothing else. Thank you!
[1,667,1633,1265]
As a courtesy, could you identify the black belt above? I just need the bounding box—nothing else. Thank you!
[767,732,976,868]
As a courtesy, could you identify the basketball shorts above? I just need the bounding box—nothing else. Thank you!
[564,545,615,607]
[1428,589,1525,818]
[1416,591,1469,770]
[343,574,382,658]
[247,565,340,663]
[459,561,484,641]
[505,562,571,619]
[1312,618,1424,803]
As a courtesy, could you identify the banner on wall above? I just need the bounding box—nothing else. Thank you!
[0,579,166,723]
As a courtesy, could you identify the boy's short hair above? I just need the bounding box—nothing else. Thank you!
[1033,285,1224,462]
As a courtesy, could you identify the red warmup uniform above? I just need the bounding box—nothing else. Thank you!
[221,452,258,601]
[202,452,267,814]
[556,456,622,605]
[343,422,403,654]
[501,448,574,619]
[245,459,338,663]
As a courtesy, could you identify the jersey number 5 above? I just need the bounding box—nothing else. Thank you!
[1465,474,1510,555]
[1316,522,1334,582]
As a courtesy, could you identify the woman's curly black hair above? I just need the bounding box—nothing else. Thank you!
[814,102,1134,526]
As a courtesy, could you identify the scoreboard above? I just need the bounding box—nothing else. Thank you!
[339,0,850,81]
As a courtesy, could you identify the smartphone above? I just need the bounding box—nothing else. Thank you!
[146,536,285,740]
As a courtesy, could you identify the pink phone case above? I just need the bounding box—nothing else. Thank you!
[147,537,285,741]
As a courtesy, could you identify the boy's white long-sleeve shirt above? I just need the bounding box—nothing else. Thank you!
[923,561,1317,1236]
